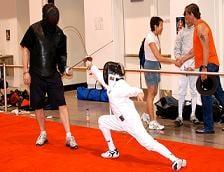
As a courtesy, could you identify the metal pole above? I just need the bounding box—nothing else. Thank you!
[72,66,224,76]
[3,63,7,112]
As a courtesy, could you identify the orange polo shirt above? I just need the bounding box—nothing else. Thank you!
[193,19,219,69]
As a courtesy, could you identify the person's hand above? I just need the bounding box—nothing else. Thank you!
[84,57,93,70]
[86,60,92,69]
[65,66,73,76]
[185,67,193,71]
[175,59,182,67]
[83,56,93,62]
[23,72,31,85]
[176,56,181,61]
[137,92,144,101]
[201,67,207,81]
[87,70,93,76]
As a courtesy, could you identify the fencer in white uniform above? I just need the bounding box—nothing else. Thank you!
[86,60,186,171]
[174,22,200,127]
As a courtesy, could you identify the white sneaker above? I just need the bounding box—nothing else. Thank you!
[36,133,48,146]
[101,149,119,159]
[172,159,187,171]
[141,113,150,124]
[148,120,165,130]
[66,136,78,149]
[155,121,165,130]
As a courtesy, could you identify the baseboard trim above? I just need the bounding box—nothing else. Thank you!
[64,82,87,91]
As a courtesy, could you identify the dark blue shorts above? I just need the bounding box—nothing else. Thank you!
[30,72,66,110]
[144,60,161,86]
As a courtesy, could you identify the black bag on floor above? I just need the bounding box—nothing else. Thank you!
[177,96,222,122]
[155,96,178,119]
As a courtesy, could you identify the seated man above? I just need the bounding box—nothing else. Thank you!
[85,59,186,171]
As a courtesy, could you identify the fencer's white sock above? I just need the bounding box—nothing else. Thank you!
[100,127,116,151]
[191,94,197,117]
[40,130,47,135]
[150,140,178,162]
[107,140,116,151]
[66,132,72,139]
[169,154,178,162]
[178,95,185,119]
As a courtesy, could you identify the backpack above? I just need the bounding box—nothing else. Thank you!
[138,38,146,68]
[155,96,178,120]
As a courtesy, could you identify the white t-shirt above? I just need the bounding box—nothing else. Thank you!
[144,31,160,61]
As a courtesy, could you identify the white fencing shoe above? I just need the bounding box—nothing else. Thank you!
[36,133,48,146]
[172,159,187,171]
[148,120,165,130]
[66,136,78,149]
[101,149,119,159]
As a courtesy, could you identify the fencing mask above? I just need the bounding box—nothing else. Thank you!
[103,61,125,86]
[42,3,59,27]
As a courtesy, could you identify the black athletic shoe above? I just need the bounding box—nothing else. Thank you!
[190,116,200,125]
[174,117,183,127]
[196,128,215,134]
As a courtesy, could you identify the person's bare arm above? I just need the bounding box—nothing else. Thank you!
[180,49,194,64]
[21,47,31,85]
[149,43,176,64]
[197,23,209,80]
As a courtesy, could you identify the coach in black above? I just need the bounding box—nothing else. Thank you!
[21,3,78,149]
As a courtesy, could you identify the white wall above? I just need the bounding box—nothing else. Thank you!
[16,0,30,88]
[158,0,170,55]
[222,1,224,75]
[0,1,17,56]
[121,0,154,89]
[84,0,114,86]
[0,0,18,87]
[28,0,43,24]
[123,0,154,55]
[111,0,125,65]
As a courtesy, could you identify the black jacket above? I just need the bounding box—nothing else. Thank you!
[21,21,67,77]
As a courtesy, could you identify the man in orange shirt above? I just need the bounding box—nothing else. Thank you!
[183,3,224,133]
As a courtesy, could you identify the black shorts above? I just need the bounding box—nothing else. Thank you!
[30,72,66,110]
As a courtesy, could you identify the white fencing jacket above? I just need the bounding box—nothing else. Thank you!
[90,65,143,121]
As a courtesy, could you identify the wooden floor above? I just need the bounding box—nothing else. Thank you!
[26,90,224,149]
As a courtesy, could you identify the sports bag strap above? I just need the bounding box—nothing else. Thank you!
[95,81,105,90]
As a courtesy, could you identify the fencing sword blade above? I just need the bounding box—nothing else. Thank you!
[70,59,85,68]
[69,40,113,69]
[89,40,113,57]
